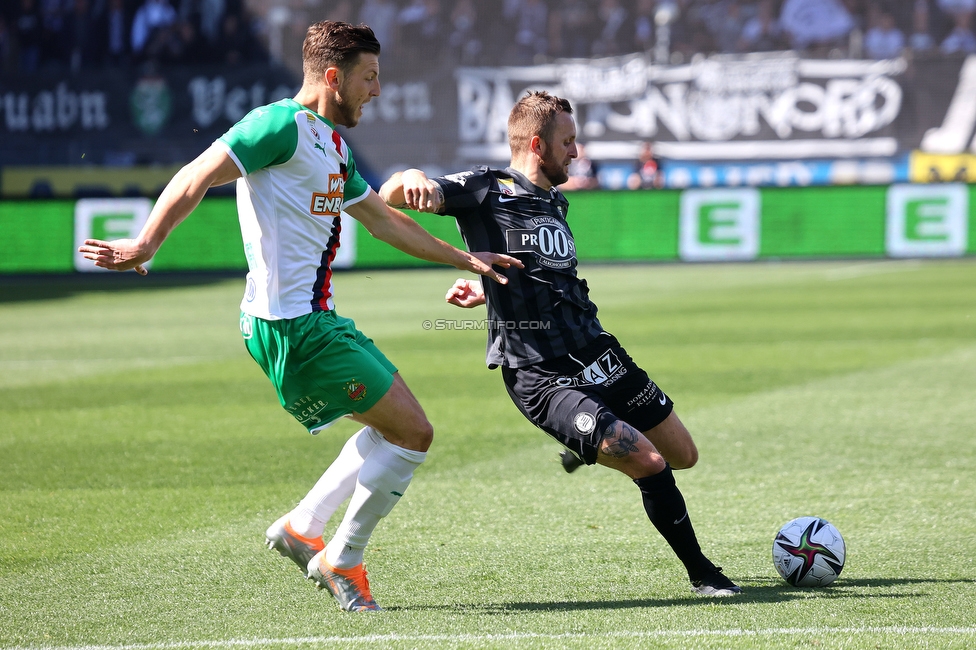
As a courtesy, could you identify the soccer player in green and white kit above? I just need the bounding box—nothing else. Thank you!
[78,21,521,613]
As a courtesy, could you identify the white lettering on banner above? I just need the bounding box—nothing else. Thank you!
[1,84,109,132]
[188,77,293,128]
[920,55,976,154]
[359,83,433,124]
[455,55,905,161]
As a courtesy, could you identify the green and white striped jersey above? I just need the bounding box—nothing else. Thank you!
[217,98,370,320]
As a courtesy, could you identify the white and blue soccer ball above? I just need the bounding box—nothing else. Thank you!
[772,516,846,587]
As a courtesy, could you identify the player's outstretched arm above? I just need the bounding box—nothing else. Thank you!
[347,191,522,284]
[77,144,242,275]
[446,278,485,308]
[379,169,442,213]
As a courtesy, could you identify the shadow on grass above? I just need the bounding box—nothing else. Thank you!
[386,576,972,613]
[0,272,242,303]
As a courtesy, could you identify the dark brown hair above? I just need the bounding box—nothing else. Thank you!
[508,91,573,155]
[302,21,381,80]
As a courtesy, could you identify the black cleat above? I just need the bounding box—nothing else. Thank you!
[560,449,584,473]
[691,566,742,597]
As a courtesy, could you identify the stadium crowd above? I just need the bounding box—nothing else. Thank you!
[2,0,976,75]
[0,0,268,73]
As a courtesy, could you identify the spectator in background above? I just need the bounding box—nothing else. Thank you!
[864,7,905,58]
[99,0,131,67]
[940,9,976,52]
[628,141,664,190]
[562,143,600,190]
[551,0,596,58]
[358,0,398,54]
[397,0,445,65]
[633,0,656,53]
[132,0,178,58]
[937,0,976,19]
[592,0,629,56]
[64,0,100,71]
[448,0,481,64]
[671,2,717,60]
[509,0,549,63]
[180,0,226,46]
[219,11,263,65]
[779,0,855,51]
[0,14,15,74]
[13,0,42,72]
[909,0,936,51]
[703,0,746,53]
[39,0,68,68]
[157,17,212,65]
[739,0,785,52]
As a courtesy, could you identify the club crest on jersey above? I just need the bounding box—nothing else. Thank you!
[344,380,367,401]
[505,218,576,269]
[310,174,345,217]
[574,412,596,434]
[498,178,516,195]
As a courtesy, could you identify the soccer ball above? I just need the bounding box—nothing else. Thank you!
[772,516,846,587]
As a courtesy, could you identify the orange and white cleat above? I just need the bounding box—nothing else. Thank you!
[265,514,325,575]
[306,551,381,612]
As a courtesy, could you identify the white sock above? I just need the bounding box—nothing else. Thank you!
[289,426,382,539]
[325,437,426,569]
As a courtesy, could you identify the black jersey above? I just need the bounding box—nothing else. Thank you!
[432,166,605,368]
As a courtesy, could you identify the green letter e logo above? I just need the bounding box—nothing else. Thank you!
[886,184,968,257]
[680,189,760,261]
[73,198,153,272]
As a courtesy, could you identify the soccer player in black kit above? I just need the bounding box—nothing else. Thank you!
[380,91,741,597]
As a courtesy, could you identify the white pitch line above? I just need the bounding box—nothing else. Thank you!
[8,626,976,650]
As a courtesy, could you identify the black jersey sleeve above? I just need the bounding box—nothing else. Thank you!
[431,166,493,218]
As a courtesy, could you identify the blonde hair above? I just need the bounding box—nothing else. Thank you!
[508,91,573,156]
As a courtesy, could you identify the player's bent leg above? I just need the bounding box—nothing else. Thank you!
[596,419,741,597]
[313,373,431,610]
[595,420,667,478]
[642,411,698,470]
[350,373,433,452]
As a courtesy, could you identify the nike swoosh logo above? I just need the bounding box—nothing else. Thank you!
[658,394,667,405]
[674,511,688,525]
[498,195,519,202]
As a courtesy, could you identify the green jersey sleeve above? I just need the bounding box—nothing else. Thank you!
[218,102,299,175]
[344,148,370,203]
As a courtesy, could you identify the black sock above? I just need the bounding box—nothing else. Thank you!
[634,464,713,581]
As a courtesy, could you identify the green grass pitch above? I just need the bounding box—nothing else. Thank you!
[1,259,975,649]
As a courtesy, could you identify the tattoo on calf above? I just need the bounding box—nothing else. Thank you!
[601,420,640,458]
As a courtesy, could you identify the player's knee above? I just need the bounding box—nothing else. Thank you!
[400,415,433,451]
[670,444,699,470]
[609,451,667,479]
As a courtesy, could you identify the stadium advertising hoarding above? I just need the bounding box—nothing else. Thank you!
[4,54,976,196]
[1,186,972,274]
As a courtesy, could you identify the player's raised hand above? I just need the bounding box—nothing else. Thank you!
[78,238,151,275]
[446,278,485,308]
[464,251,523,285]
[400,169,442,213]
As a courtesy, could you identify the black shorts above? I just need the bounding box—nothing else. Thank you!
[501,332,674,466]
